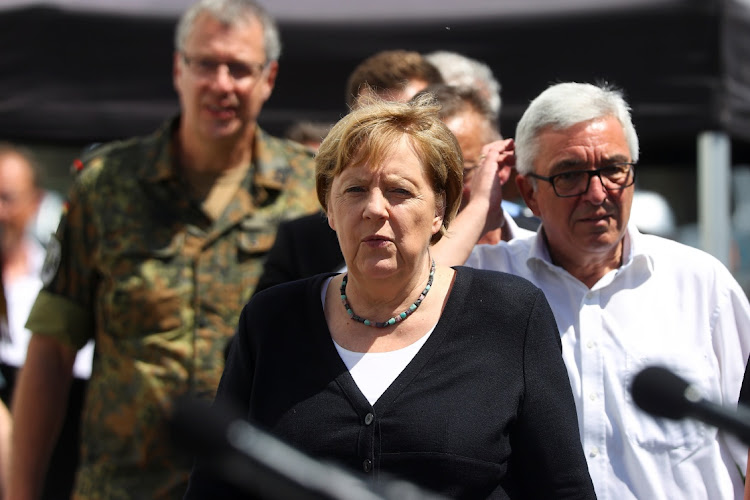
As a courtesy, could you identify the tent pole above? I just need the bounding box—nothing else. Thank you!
[697,131,732,267]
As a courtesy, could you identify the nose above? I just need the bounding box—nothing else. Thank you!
[210,65,234,91]
[582,173,608,205]
[363,189,388,219]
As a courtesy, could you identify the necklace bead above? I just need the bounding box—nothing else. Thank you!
[340,259,435,328]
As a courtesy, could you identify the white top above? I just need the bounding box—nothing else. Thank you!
[466,223,750,500]
[2,236,94,379]
[322,277,434,406]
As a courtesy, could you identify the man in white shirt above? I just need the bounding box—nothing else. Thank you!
[0,145,94,383]
[455,82,750,499]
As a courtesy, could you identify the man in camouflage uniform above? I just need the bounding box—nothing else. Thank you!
[7,1,320,498]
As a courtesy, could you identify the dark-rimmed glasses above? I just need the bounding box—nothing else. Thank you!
[181,53,267,82]
[527,162,636,198]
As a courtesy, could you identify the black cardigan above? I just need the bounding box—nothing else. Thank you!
[185,266,596,499]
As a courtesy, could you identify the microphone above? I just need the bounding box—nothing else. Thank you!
[170,397,446,500]
[630,365,750,445]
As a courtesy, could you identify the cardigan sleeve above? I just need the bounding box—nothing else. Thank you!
[511,288,597,499]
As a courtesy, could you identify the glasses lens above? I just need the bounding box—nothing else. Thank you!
[227,62,257,80]
[600,164,632,188]
[182,56,212,77]
[184,54,264,81]
[553,171,589,196]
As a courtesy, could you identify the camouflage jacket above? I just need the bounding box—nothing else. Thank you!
[26,117,320,499]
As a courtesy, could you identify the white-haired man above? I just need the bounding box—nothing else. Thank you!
[446,81,750,499]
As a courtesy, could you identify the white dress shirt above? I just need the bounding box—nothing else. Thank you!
[2,235,95,379]
[466,223,750,500]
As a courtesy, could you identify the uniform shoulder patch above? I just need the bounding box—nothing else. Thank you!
[41,235,62,287]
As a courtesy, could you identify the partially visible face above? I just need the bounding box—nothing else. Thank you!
[173,13,277,145]
[327,135,444,281]
[0,153,41,253]
[517,116,634,263]
[443,109,495,210]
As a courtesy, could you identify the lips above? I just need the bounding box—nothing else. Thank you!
[206,104,236,119]
[362,234,393,248]
[578,211,614,226]
[363,234,392,243]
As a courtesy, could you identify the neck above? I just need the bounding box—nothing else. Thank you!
[344,255,434,322]
[545,232,624,289]
[177,124,255,175]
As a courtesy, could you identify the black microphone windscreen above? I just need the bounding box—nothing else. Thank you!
[170,397,241,456]
[630,365,693,419]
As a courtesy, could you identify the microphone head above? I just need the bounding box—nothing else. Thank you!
[630,365,693,419]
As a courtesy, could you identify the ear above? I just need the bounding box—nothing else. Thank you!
[517,174,541,217]
[258,60,279,102]
[172,52,182,92]
[432,192,446,235]
[326,201,336,232]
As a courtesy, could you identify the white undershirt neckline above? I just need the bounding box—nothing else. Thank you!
[321,276,435,405]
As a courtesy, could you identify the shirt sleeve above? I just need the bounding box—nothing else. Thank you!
[713,274,750,473]
[26,172,98,349]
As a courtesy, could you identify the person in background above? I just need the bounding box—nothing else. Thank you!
[0,143,93,499]
[443,81,750,499]
[414,83,535,243]
[185,94,596,500]
[425,50,538,232]
[425,50,501,119]
[0,258,11,493]
[254,49,445,294]
[0,144,45,385]
[284,120,334,151]
[7,0,320,498]
[345,49,443,109]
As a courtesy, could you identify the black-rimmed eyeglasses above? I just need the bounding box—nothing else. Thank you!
[526,162,636,198]
[181,53,267,82]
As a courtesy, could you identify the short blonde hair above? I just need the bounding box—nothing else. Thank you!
[316,93,463,244]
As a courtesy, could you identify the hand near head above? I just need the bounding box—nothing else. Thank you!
[468,138,515,232]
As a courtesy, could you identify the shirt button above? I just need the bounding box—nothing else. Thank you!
[587,341,595,349]
[589,447,599,457]
[362,459,373,472]
[589,392,598,401]
[364,413,374,425]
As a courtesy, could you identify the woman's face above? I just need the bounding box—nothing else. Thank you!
[327,135,444,281]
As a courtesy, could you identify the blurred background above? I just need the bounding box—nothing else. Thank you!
[2,0,750,292]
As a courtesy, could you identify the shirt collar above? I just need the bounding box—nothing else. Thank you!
[527,221,654,277]
[137,116,180,183]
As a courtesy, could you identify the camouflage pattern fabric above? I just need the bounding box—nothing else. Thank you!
[25,117,321,499]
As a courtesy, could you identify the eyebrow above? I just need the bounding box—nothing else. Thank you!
[549,154,631,175]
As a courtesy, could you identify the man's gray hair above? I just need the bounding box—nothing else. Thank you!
[425,51,501,118]
[515,82,639,176]
[175,0,281,62]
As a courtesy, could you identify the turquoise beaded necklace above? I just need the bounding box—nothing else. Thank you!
[340,259,436,328]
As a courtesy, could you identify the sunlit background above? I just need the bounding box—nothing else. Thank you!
[2,0,750,292]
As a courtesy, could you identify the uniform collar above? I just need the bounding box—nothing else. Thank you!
[137,116,284,190]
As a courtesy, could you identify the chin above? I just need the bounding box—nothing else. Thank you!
[358,258,399,279]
